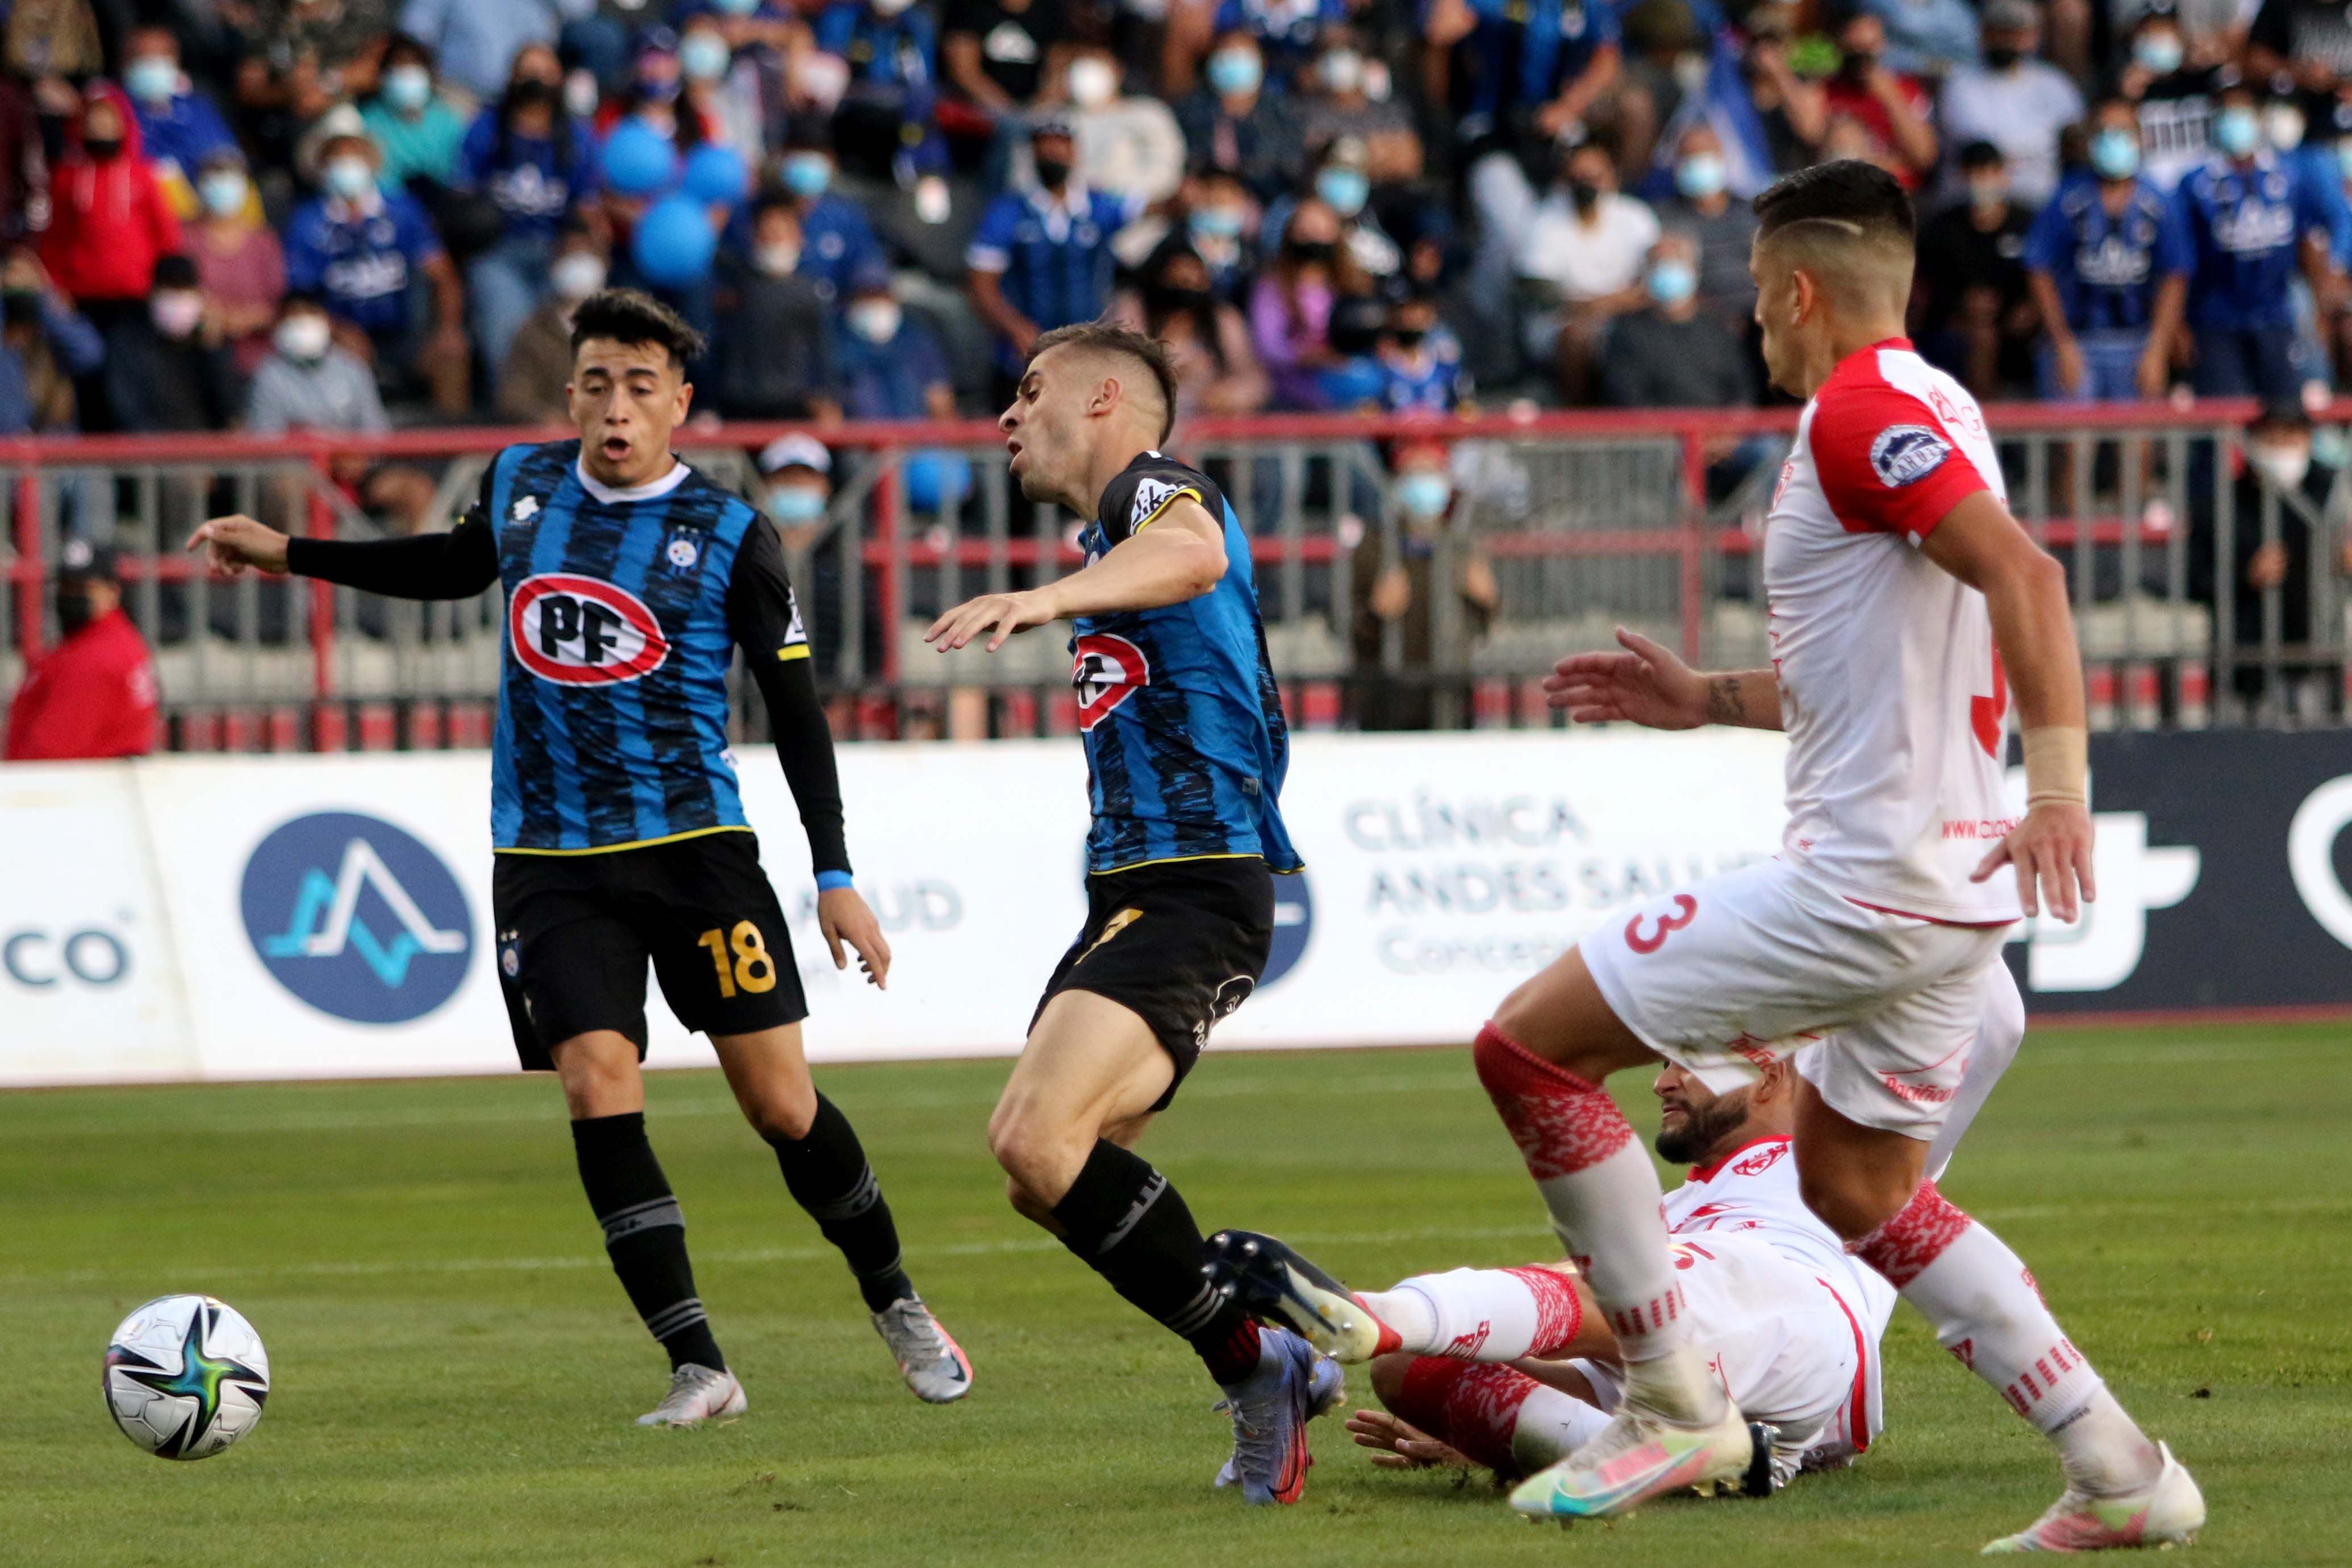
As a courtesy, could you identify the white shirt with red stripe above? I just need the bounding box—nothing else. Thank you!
[1764,337,2024,925]
[1665,1134,1895,1463]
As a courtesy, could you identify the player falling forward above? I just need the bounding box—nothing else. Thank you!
[924,322,1335,1503]
[188,289,969,1427]
[1216,968,2024,1492]
[1441,162,2203,1550]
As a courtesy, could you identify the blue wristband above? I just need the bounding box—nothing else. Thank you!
[816,870,855,893]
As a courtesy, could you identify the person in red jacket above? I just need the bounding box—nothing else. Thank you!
[38,84,182,327]
[3,539,159,760]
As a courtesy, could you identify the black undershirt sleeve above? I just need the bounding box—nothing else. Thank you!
[283,468,501,600]
[726,515,850,878]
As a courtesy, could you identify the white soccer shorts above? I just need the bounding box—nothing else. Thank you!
[1579,857,2010,1137]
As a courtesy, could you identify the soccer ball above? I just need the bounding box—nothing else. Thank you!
[103,1295,270,1459]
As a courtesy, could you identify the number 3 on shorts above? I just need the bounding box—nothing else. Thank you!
[697,921,778,999]
[1625,894,1699,955]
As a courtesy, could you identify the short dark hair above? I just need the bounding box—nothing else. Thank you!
[1958,139,2005,173]
[1752,159,1916,243]
[570,287,706,369]
[1027,320,1181,442]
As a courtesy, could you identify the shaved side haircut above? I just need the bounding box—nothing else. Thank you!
[1029,320,1182,443]
[1752,159,1919,314]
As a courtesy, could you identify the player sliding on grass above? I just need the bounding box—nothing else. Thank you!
[1417,161,2203,1550]
[924,322,1337,1504]
[187,289,969,1428]
[1215,968,2024,1492]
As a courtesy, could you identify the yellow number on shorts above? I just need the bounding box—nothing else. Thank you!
[729,920,776,994]
[697,927,737,999]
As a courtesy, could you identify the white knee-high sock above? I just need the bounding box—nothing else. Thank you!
[1362,1265,1585,1361]
[1472,1024,1717,1421]
[1856,1180,2161,1493]
[1511,1383,1615,1471]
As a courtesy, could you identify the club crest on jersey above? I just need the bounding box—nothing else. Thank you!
[1073,632,1148,730]
[1869,425,1950,488]
[509,573,669,685]
[1732,1142,1788,1178]
[662,531,700,573]
[510,495,540,523]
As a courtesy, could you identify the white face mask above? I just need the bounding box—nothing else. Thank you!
[1318,49,1363,94]
[871,0,916,15]
[755,241,802,277]
[151,290,204,338]
[1068,57,1118,108]
[2251,444,2311,490]
[551,251,607,302]
[274,314,331,362]
[848,300,901,342]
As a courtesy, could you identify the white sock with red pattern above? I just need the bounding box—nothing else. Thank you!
[1856,1180,2161,1494]
[1471,1023,1720,1423]
[1363,1265,1586,1361]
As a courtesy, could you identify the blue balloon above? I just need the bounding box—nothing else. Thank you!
[632,194,718,286]
[904,451,973,513]
[681,143,750,207]
[601,120,678,197]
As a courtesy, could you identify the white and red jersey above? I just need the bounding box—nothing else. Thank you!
[1664,1134,1895,1463]
[1764,338,2023,925]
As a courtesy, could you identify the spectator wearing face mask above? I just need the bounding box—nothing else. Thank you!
[673,18,766,157]
[775,135,887,306]
[1054,47,1187,206]
[1937,0,2082,207]
[285,114,470,416]
[1914,141,2039,397]
[4,540,157,762]
[2117,11,2221,192]
[2168,82,2341,399]
[120,24,238,217]
[233,0,394,182]
[2248,0,2352,131]
[1296,35,1419,184]
[2187,400,2352,717]
[1174,32,1304,202]
[1655,123,1757,328]
[246,294,390,436]
[1515,136,1659,403]
[712,194,843,420]
[1178,167,1260,301]
[1350,442,1497,732]
[1372,292,1465,414]
[104,253,240,433]
[455,73,597,377]
[188,151,286,378]
[1262,137,1404,288]
[395,0,565,104]
[1819,11,1938,188]
[39,88,183,339]
[1192,0,1350,90]
[2024,101,2192,402]
[1251,196,1370,408]
[837,266,958,421]
[1598,232,1754,408]
[968,120,1137,400]
[818,0,949,185]
[1113,237,1270,419]
[362,33,469,197]
[756,432,881,689]
[497,232,607,423]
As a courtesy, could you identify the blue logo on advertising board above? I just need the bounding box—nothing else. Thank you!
[240,812,472,1023]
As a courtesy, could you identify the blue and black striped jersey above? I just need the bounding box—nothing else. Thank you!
[1071,452,1300,875]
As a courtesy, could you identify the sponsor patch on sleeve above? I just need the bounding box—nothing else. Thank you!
[1129,476,1201,531]
[1867,425,1952,488]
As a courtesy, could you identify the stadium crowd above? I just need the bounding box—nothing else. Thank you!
[0,0,2344,436]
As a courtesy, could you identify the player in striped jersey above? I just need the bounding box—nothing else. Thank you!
[925,322,1329,1504]
[188,289,970,1425]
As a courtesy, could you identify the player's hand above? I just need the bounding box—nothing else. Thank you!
[185,514,291,577]
[1344,1408,1473,1470]
[1973,799,2096,923]
[923,588,1059,653]
[817,886,892,990]
[1541,626,1707,728]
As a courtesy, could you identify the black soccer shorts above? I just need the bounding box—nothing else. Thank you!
[1030,856,1275,1111]
[491,830,808,1070]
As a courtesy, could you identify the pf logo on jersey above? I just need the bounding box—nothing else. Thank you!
[1869,425,1951,488]
[1073,633,1149,730]
[510,573,670,685]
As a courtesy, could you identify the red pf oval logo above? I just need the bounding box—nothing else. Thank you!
[1073,633,1148,731]
[510,574,669,685]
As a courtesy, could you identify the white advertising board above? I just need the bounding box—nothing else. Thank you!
[0,732,1794,1086]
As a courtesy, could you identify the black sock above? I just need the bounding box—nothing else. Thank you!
[766,1093,915,1313]
[572,1112,725,1373]
[1050,1140,1262,1384]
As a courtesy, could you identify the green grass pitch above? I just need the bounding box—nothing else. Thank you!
[6,1021,2347,1567]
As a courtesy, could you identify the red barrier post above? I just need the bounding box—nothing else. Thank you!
[13,469,40,658]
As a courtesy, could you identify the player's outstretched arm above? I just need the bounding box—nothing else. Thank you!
[1542,627,1780,731]
[924,498,1227,653]
[185,509,498,601]
[1919,489,2094,923]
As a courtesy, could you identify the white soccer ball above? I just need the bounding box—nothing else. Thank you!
[103,1295,271,1459]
